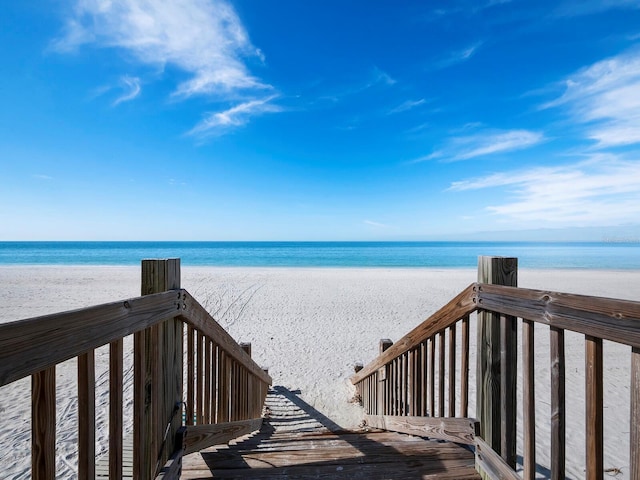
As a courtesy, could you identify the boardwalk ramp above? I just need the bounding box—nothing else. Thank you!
[181,386,479,479]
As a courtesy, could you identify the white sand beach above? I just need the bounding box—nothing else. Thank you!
[1,266,639,479]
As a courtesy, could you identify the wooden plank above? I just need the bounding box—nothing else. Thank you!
[0,290,180,387]
[109,339,123,479]
[448,324,456,417]
[78,350,96,480]
[134,329,151,480]
[429,336,435,416]
[477,256,517,462]
[365,415,479,445]
[550,326,566,480]
[522,319,536,480]
[476,283,640,348]
[181,291,272,385]
[351,283,477,384]
[204,339,211,423]
[186,326,194,426]
[32,366,56,480]
[475,437,520,480]
[585,335,603,480]
[500,314,517,468]
[156,427,186,480]
[439,331,445,417]
[632,347,640,480]
[183,418,264,455]
[196,332,204,425]
[461,316,469,418]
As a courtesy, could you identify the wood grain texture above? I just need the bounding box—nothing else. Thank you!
[109,339,123,480]
[461,316,470,418]
[475,437,521,480]
[632,347,640,480]
[183,418,264,456]
[585,335,603,480]
[449,325,456,417]
[181,291,272,385]
[500,314,517,468]
[477,256,517,462]
[351,283,477,384]
[0,290,180,387]
[78,350,96,480]
[550,326,566,480]
[32,367,55,480]
[522,319,536,480]
[365,414,479,445]
[476,283,640,348]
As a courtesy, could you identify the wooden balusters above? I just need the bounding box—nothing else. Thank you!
[78,350,96,479]
[550,326,565,480]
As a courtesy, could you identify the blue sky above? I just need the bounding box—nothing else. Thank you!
[2,0,640,240]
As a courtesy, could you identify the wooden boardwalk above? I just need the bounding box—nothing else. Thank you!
[181,387,480,479]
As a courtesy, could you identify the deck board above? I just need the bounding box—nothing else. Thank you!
[181,387,479,479]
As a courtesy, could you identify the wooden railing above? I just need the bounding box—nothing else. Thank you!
[0,259,272,480]
[352,257,640,480]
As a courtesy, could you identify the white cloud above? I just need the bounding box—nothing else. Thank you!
[113,76,141,105]
[412,129,544,163]
[33,174,53,180]
[188,95,282,138]
[543,47,640,147]
[388,99,427,115]
[364,220,391,228]
[450,155,640,224]
[435,42,483,69]
[553,0,640,17]
[53,0,268,97]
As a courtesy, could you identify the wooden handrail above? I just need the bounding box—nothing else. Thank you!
[0,290,180,387]
[476,283,640,347]
[182,291,271,384]
[1,259,272,480]
[0,289,272,388]
[351,283,477,384]
[353,269,640,480]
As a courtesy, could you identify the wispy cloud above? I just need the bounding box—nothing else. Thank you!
[52,0,268,98]
[319,67,396,104]
[52,0,277,137]
[364,220,392,228]
[553,0,640,17]
[113,76,141,105]
[187,95,282,138]
[412,129,544,163]
[543,47,640,148]
[33,174,53,180]
[388,99,427,115]
[450,154,640,224]
[434,42,483,70]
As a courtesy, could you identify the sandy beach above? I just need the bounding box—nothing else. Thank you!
[1,266,639,479]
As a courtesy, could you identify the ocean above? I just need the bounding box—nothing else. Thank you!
[1,241,639,269]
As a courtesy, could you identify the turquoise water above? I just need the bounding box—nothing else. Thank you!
[1,241,639,268]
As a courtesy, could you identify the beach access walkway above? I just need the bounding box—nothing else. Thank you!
[3,257,640,479]
[180,386,479,479]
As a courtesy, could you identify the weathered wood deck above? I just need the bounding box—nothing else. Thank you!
[181,387,480,479]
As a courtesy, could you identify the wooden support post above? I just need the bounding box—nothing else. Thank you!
[32,367,56,480]
[477,256,517,471]
[78,350,96,480]
[241,342,252,357]
[139,258,182,479]
[109,339,123,479]
[631,347,640,480]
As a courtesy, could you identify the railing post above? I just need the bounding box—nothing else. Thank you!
[136,258,182,479]
[477,256,517,471]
